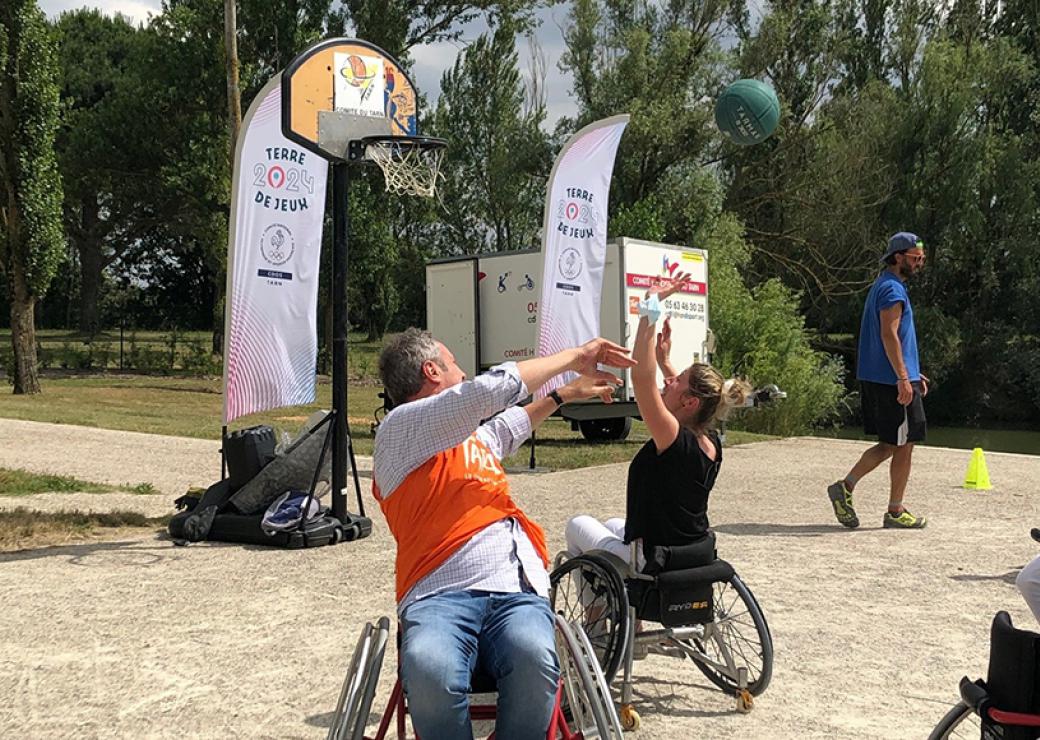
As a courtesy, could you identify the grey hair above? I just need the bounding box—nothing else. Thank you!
[379,328,443,406]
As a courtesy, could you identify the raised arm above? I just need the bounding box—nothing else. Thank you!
[478,373,622,459]
[523,372,621,429]
[655,317,679,380]
[632,274,690,453]
[515,338,635,393]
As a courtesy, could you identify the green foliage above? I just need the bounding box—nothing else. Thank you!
[558,0,727,206]
[720,0,1040,426]
[1,0,66,393]
[0,0,66,297]
[431,24,551,255]
[345,178,401,340]
[609,196,666,243]
[335,1,542,59]
[128,343,171,375]
[562,1,845,434]
[883,37,1040,422]
[180,339,221,375]
[53,10,152,335]
[706,213,845,435]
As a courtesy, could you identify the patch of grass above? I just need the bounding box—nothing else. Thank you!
[0,468,114,496]
[0,467,159,497]
[0,373,385,442]
[126,482,158,495]
[0,507,169,552]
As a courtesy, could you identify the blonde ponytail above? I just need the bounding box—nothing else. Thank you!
[715,377,752,422]
[684,365,752,429]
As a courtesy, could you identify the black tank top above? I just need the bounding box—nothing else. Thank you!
[623,427,722,548]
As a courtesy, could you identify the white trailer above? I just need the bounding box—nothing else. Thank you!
[425,238,712,440]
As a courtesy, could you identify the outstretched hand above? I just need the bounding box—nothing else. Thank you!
[656,317,672,361]
[647,271,691,302]
[572,338,637,376]
[561,372,621,404]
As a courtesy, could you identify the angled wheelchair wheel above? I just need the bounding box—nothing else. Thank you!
[926,701,982,740]
[689,574,773,696]
[550,554,629,684]
[555,615,624,739]
[328,616,391,740]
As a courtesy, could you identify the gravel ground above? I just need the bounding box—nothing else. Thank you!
[1,418,1038,739]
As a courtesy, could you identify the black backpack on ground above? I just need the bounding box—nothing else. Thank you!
[224,425,277,491]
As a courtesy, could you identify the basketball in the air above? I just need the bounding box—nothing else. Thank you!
[714,79,780,146]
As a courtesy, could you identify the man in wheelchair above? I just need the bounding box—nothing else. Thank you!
[372,328,634,739]
[564,275,749,578]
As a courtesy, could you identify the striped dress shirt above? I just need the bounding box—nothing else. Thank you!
[373,363,549,614]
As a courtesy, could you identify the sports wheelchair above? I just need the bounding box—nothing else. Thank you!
[928,610,1040,739]
[547,384,784,731]
[326,614,624,739]
[550,533,773,731]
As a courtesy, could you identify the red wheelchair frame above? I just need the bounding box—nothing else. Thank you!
[328,614,621,740]
[369,677,578,740]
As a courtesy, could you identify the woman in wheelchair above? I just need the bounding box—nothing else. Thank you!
[564,275,749,572]
[551,277,773,728]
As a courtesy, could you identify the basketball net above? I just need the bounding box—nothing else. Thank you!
[364,139,445,199]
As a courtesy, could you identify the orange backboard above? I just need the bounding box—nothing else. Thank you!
[282,38,418,160]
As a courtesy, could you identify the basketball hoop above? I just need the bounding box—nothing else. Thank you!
[351,135,447,198]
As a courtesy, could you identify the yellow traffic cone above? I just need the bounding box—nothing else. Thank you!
[963,447,993,490]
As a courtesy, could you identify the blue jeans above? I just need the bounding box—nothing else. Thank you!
[400,590,559,740]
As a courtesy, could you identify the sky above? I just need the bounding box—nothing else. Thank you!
[38,1,580,126]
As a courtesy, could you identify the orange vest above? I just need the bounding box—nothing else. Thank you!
[373,434,549,603]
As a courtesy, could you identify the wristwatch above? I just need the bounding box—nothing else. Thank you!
[548,389,565,407]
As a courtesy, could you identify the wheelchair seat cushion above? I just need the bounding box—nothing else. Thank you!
[628,559,735,627]
[643,531,717,575]
[985,610,1040,739]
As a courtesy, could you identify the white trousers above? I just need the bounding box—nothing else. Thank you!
[564,514,645,571]
[1017,554,1040,624]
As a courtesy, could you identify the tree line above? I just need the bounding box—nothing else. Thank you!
[1,0,1037,431]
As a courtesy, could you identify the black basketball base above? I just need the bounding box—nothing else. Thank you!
[204,511,372,548]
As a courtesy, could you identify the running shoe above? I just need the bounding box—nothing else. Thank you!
[883,509,927,529]
[827,480,860,528]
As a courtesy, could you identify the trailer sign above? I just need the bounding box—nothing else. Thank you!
[622,242,709,391]
[625,273,707,294]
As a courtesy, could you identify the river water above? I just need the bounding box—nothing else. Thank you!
[816,426,1039,456]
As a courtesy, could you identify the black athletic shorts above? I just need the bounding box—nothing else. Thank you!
[860,380,927,446]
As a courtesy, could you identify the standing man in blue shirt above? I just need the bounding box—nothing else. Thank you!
[828,232,929,529]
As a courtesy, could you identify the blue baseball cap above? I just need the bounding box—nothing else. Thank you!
[880,232,924,263]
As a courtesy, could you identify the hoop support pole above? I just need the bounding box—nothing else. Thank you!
[331,162,349,522]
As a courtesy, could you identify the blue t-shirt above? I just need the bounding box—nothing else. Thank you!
[856,271,920,385]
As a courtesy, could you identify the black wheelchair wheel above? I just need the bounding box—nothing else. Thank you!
[550,554,629,684]
[690,574,773,696]
[926,701,981,740]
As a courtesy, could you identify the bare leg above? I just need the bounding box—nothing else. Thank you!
[846,443,896,489]
[888,443,914,512]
